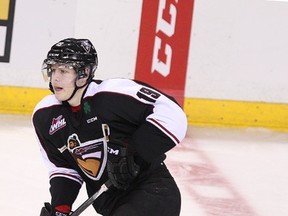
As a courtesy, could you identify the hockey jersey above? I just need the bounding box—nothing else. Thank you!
[32,78,187,208]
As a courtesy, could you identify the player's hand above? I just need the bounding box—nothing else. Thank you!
[40,202,71,216]
[107,142,140,190]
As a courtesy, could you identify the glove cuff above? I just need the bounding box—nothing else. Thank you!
[40,203,71,216]
[55,205,71,214]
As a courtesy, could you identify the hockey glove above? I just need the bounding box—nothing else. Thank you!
[40,202,71,216]
[107,142,140,190]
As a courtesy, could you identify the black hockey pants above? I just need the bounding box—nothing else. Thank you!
[94,163,181,216]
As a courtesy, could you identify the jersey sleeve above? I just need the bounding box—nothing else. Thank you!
[132,81,188,162]
[32,98,83,207]
[96,79,188,163]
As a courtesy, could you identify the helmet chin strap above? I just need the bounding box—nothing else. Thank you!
[64,80,88,103]
[49,66,93,103]
[65,66,94,103]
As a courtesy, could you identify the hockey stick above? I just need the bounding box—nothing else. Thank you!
[70,181,111,216]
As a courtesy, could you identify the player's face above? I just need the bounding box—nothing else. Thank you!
[50,63,77,101]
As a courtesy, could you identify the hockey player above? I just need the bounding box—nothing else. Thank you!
[33,38,187,216]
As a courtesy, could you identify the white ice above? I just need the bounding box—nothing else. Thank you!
[1,114,288,216]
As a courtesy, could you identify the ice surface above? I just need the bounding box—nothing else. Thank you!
[1,114,288,216]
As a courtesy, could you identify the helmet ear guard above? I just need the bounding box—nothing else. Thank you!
[77,68,88,79]
[77,64,96,80]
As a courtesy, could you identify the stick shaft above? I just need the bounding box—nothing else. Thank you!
[70,183,109,216]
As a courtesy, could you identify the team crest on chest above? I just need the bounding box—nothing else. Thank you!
[67,129,108,180]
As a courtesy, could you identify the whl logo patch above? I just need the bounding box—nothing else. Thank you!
[49,115,66,135]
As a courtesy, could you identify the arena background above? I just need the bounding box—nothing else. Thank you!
[1,0,288,131]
